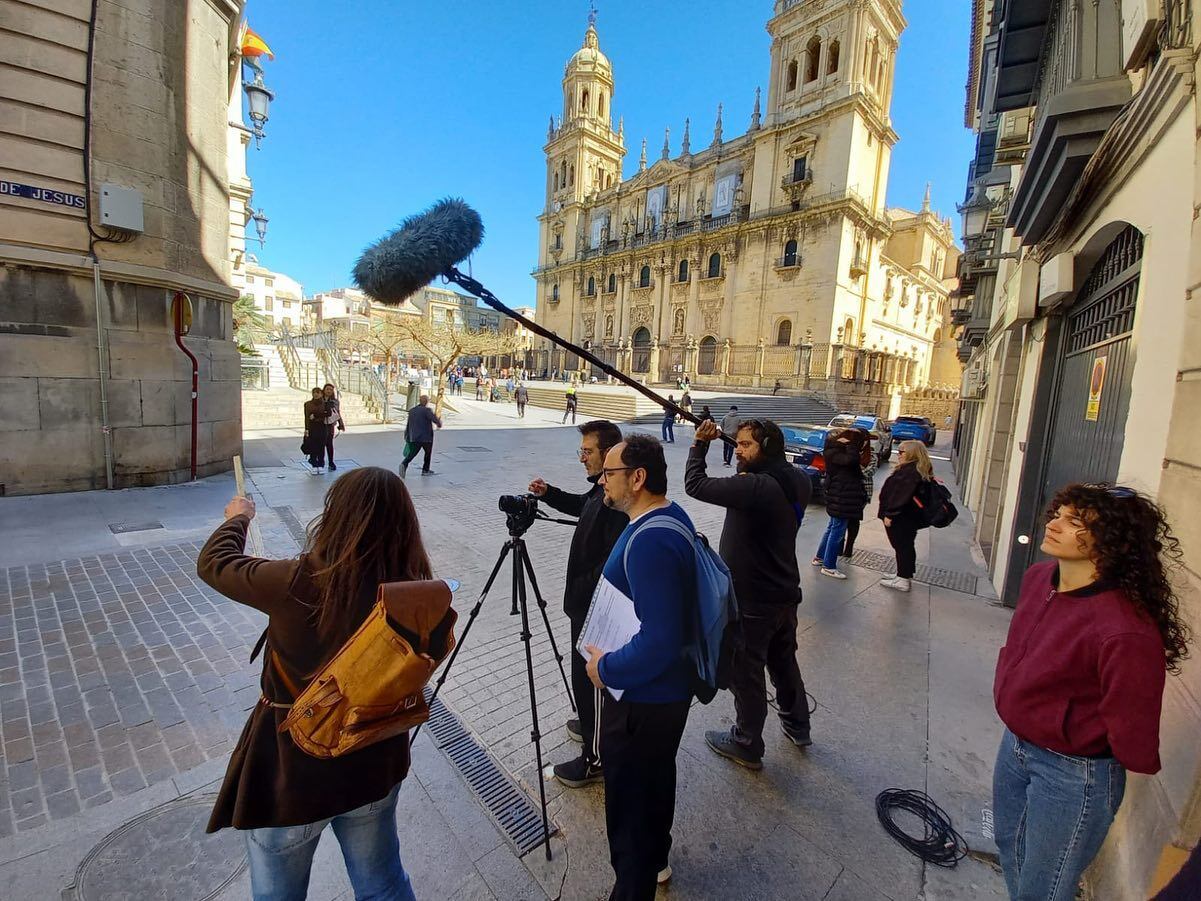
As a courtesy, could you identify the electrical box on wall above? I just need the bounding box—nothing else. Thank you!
[1122,0,1161,70]
[99,184,144,233]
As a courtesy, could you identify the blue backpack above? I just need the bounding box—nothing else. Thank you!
[623,517,741,704]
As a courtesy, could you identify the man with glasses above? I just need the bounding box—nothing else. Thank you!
[584,434,697,896]
[529,420,627,788]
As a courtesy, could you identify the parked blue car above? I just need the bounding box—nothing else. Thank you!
[779,423,830,502]
[890,415,937,446]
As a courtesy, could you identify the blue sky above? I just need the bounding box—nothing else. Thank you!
[243,1,974,307]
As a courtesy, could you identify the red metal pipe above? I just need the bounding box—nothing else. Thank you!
[173,292,198,481]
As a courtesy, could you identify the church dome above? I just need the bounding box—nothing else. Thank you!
[566,23,611,77]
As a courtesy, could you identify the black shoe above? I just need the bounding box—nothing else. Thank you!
[704,729,763,770]
[781,722,812,748]
[565,719,583,743]
[420,470,436,476]
[552,755,603,788]
[328,462,337,471]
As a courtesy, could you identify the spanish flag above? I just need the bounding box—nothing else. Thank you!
[241,27,274,60]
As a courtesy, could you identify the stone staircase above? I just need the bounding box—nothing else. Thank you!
[241,345,378,430]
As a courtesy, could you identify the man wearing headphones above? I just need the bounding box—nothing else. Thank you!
[685,418,814,770]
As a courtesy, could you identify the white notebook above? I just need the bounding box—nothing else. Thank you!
[577,576,641,701]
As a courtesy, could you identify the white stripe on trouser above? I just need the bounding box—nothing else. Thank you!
[593,686,604,766]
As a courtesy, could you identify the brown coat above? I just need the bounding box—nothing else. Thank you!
[196,515,410,832]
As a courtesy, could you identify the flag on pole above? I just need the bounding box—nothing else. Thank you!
[241,27,274,60]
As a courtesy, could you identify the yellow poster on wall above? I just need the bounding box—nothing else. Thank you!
[1086,355,1107,422]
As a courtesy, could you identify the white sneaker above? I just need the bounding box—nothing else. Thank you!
[881,577,912,592]
[315,466,325,475]
[820,567,847,580]
[657,865,672,884]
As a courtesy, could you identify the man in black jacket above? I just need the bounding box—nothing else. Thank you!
[685,418,813,770]
[529,419,628,787]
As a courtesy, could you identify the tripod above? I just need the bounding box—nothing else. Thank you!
[419,515,576,861]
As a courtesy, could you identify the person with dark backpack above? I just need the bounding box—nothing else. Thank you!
[685,418,814,770]
[876,440,936,592]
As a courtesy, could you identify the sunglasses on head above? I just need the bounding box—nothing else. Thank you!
[1083,482,1136,498]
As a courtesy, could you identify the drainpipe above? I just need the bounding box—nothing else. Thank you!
[172,292,198,480]
[92,257,115,489]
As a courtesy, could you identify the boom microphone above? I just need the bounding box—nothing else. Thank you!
[353,199,734,445]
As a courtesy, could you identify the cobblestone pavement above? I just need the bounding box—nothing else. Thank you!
[0,407,1009,899]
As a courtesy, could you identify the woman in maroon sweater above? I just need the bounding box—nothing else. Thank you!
[992,484,1191,901]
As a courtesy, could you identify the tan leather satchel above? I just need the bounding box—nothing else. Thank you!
[268,579,457,759]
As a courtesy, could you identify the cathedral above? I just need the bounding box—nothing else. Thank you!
[533,1,961,396]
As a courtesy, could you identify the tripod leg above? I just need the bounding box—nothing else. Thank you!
[514,544,554,861]
[413,541,511,742]
[518,541,576,713]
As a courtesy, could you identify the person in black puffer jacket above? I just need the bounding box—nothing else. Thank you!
[876,440,934,592]
[811,428,868,578]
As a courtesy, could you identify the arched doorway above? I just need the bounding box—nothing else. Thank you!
[698,336,717,375]
[632,327,652,373]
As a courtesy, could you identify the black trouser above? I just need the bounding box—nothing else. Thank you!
[323,428,337,466]
[563,401,576,424]
[722,441,735,465]
[729,601,809,759]
[569,614,600,763]
[517,401,526,417]
[885,519,920,578]
[402,441,433,472]
[307,424,329,468]
[601,697,690,901]
[842,519,860,556]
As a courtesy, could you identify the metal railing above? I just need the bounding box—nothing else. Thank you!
[240,356,270,390]
[278,327,391,421]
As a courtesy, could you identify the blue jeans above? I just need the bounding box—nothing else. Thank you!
[661,421,674,442]
[993,729,1126,901]
[815,517,848,569]
[244,784,416,901]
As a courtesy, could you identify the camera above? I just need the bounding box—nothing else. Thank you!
[498,493,540,535]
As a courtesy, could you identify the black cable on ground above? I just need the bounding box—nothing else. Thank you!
[875,789,969,868]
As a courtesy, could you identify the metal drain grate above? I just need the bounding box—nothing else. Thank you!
[848,550,979,595]
[456,446,493,453]
[422,688,554,856]
[275,505,310,546]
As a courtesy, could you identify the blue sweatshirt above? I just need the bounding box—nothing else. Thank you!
[597,502,696,703]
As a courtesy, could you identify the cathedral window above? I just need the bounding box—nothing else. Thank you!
[776,319,792,346]
[805,37,821,83]
[582,89,590,113]
[791,156,807,183]
[553,172,559,191]
[639,265,651,288]
[587,276,596,296]
[678,259,689,283]
[569,164,575,186]
[783,240,798,267]
[561,160,567,185]
[845,318,856,344]
[599,93,606,117]
[698,336,717,375]
[786,60,798,92]
[707,253,722,279]
[827,40,840,75]
[608,273,616,293]
[551,283,560,302]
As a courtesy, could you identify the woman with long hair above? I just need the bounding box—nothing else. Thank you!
[811,427,868,579]
[197,467,433,900]
[876,440,934,592]
[992,484,1190,900]
[303,387,329,474]
[841,428,877,559]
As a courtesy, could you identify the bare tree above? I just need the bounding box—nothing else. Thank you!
[395,319,521,414]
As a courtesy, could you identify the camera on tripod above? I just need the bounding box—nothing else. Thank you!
[498,493,539,535]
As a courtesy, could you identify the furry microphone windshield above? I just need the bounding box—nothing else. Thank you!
[353,198,484,304]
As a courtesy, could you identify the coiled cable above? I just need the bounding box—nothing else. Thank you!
[875,788,969,867]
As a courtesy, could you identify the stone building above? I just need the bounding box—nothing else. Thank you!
[951,0,1200,894]
[533,1,960,415]
[242,261,303,332]
[0,0,245,495]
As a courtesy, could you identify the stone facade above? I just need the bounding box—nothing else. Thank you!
[533,1,961,405]
[0,0,245,495]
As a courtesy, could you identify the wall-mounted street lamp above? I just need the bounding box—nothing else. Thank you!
[251,208,269,246]
[956,185,996,238]
[243,72,275,148]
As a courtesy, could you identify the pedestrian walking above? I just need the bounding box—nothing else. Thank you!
[696,405,714,428]
[661,396,676,443]
[719,406,741,466]
[585,435,697,897]
[562,382,578,425]
[303,387,329,474]
[679,390,692,424]
[321,384,346,472]
[841,430,876,559]
[514,383,529,418]
[876,440,934,591]
[686,418,814,769]
[811,428,868,579]
[528,421,628,789]
[772,379,782,396]
[992,483,1190,901]
[400,395,442,477]
[196,468,433,901]
[475,375,484,401]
